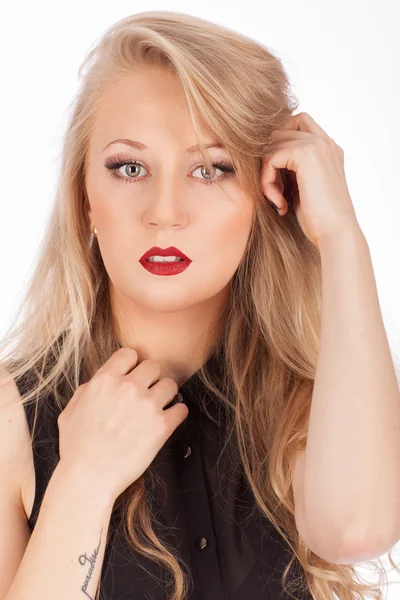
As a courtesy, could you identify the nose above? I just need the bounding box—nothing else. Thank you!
[143,178,189,230]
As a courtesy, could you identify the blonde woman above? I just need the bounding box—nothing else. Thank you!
[1,11,400,600]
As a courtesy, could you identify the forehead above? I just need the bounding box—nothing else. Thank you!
[89,67,215,154]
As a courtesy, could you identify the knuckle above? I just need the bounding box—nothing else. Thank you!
[156,413,171,435]
[315,136,328,146]
[142,400,160,425]
[312,137,330,154]
[121,377,140,394]
[155,377,178,397]
[98,369,115,385]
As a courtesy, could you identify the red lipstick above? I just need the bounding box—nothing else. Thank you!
[139,246,192,276]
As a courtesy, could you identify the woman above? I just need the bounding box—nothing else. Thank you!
[1,10,399,600]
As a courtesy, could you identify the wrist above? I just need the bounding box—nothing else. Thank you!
[317,223,367,254]
[51,460,117,511]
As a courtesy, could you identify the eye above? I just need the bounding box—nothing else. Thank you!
[104,156,235,185]
[104,158,148,184]
[190,161,235,185]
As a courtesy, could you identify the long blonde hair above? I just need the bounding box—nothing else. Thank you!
[1,11,400,600]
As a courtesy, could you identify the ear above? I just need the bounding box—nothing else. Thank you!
[87,207,93,230]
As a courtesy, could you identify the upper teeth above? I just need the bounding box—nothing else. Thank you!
[147,256,184,262]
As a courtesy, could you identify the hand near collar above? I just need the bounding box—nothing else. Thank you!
[262,111,361,247]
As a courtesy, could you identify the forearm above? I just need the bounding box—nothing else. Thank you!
[302,227,400,557]
[6,462,115,600]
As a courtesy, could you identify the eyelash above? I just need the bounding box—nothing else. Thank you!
[103,156,235,186]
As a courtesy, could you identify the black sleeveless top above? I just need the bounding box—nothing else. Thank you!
[15,353,311,600]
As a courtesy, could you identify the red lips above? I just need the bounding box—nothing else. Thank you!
[139,245,192,276]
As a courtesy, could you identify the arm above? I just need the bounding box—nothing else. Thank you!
[298,226,400,562]
[5,462,115,600]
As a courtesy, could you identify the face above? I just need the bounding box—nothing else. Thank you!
[85,66,254,319]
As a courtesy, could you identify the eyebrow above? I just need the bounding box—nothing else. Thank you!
[101,138,224,154]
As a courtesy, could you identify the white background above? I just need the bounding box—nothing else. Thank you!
[1,1,399,596]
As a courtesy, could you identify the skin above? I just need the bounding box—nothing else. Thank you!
[85,66,254,385]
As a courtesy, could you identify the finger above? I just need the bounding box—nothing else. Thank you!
[96,347,139,378]
[271,129,313,142]
[126,358,162,389]
[163,400,189,434]
[151,377,181,410]
[281,112,331,140]
[261,147,294,199]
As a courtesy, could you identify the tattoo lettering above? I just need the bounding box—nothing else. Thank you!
[79,527,103,599]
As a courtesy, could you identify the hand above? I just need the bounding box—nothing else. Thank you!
[56,347,188,500]
[261,112,361,247]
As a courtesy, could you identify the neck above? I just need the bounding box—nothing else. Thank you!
[110,284,228,386]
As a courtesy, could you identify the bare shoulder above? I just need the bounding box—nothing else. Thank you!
[0,365,35,521]
[0,366,35,597]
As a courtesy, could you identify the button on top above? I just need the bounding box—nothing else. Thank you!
[183,445,192,458]
[195,536,208,550]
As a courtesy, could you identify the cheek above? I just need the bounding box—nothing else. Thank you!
[200,207,253,281]
[86,185,126,276]
[86,175,126,238]
[217,200,253,253]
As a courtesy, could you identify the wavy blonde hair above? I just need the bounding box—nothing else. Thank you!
[1,10,400,600]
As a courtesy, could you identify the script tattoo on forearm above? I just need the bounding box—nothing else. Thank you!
[79,527,103,599]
